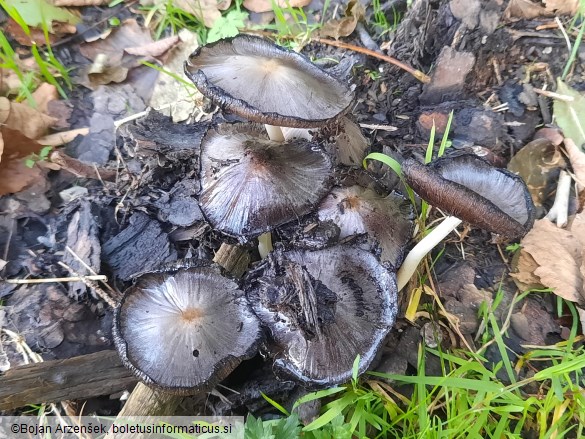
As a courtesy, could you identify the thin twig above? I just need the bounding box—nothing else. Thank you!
[58,262,117,309]
[359,123,398,131]
[313,37,431,83]
[555,17,572,53]
[5,275,107,284]
[65,246,121,300]
[533,87,574,102]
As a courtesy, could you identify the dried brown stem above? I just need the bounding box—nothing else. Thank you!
[313,38,431,83]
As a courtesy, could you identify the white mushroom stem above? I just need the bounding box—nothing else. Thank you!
[397,216,463,291]
[545,170,572,228]
[258,232,273,259]
[264,124,285,142]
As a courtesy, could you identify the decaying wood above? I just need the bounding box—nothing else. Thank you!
[112,384,182,418]
[102,212,177,280]
[213,243,251,278]
[0,350,137,411]
[105,244,251,437]
[63,200,102,300]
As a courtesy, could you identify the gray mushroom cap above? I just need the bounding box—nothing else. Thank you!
[113,263,261,394]
[318,186,414,267]
[402,154,535,238]
[199,123,333,237]
[245,245,398,387]
[184,35,354,128]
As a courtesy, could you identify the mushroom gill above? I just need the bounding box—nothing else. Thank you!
[199,123,333,238]
[184,35,354,128]
[318,185,414,267]
[245,245,398,387]
[113,263,261,394]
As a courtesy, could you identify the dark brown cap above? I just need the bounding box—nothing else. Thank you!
[402,154,535,238]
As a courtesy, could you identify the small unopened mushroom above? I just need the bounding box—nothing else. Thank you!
[246,245,398,387]
[184,35,354,136]
[317,185,414,267]
[397,154,535,290]
[113,263,261,394]
[199,123,333,238]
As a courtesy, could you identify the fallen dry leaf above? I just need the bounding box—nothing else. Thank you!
[0,68,22,96]
[505,0,581,19]
[37,127,89,146]
[124,35,180,57]
[80,19,152,65]
[318,0,364,39]
[80,19,178,88]
[0,156,43,195]
[544,0,580,15]
[0,128,46,195]
[512,250,542,288]
[149,29,204,123]
[0,97,57,139]
[172,0,231,27]
[26,83,59,114]
[508,138,565,207]
[5,18,75,46]
[511,216,585,305]
[243,0,310,13]
[504,0,546,19]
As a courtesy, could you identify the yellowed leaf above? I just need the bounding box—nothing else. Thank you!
[0,97,57,139]
[243,0,309,13]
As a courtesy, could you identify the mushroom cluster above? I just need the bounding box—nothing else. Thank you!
[114,36,535,393]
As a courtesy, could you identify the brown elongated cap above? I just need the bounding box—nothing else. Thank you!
[318,186,414,267]
[199,123,333,237]
[113,263,261,394]
[184,35,354,128]
[402,154,535,238]
[245,245,398,387]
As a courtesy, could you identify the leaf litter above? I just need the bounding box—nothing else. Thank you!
[512,215,585,305]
